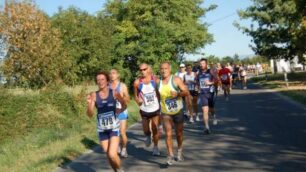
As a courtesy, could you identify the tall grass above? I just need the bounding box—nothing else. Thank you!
[0,84,140,172]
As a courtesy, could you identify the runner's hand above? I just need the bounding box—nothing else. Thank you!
[170,91,178,98]
[114,91,120,99]
[86,94,94,105]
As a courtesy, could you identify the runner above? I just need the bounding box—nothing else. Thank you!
[232,64,240,88]
[184,64,198,123]
[175,63,188,120]
[109,68,130,158]
[197,58,217,134]
[133,63,161,156]
[157,62,188,165]
[226,63,233,90]
[86,71,126,172]
[219,63,232,101]
[239,64,248,89]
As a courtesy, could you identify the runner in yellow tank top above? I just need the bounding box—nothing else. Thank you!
[156,62,188,166]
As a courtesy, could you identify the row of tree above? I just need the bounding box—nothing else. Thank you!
[0,0,215,88]
[235,0,306,64]
[203,54,269,66]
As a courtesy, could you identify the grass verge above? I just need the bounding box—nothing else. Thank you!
[0,85,140,172]
[251,71,306,106]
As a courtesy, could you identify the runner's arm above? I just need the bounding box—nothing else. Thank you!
[114,92,127,114]
[133,79,142,106]
[86,92,96,118]
[174,76,189,97]
[121,83,130,104]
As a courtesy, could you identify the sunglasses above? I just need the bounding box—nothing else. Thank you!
[139,68,148,71]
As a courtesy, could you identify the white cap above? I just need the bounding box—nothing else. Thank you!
[179,64,185,68]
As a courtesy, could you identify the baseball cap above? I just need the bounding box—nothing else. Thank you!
[179,64,185,68]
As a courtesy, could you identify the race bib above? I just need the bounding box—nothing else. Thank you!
[165,98,179,112]
[144,92,157,106]
[97,111,117,130]
[221,74,228,81]
[200,78,209,89]
[188,84,195,90]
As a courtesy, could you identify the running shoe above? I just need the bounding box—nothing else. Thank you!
[243,86,247,89]
[152,146,160,156]
[166,156,175,165]
[177,149,184,161]
[120,147,128,158]
[204,128,211,135]
[189,116,195,123]
[196,115,201,122]
[145,135,152,147]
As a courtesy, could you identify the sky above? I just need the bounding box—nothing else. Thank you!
[0,0,255,59]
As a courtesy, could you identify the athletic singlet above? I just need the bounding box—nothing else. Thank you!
[175,71,186,82]
[110,82,128,114]
[198,69,215,94]
[138,76,159,113]
[95,89,120,132]
[158,75,183,115]
[184,72,196,91]
[219,68,231,83]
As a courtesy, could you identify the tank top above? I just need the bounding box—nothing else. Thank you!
[95,89,120,132]
[138,76,160,112]
[158,75,183,115]
[184,72,196,91]
[110,82,128,114]
[198,69,215,94]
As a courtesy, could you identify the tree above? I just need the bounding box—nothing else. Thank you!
[236,0,306,64]
[104,0,214,75]
[51,7,115,84]
[0,0,68,88]
[206,55,220,65]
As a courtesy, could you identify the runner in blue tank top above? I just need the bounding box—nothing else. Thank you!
[196,58,217,135]
[110,68,130,158]
[87,71,126,172]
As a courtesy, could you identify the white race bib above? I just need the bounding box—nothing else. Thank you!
[188,84,195,90]
[165,98,180,112]
[143,92,157,106]
[200,78,209,89]
[221,74,228,81]
[97,112,117,130]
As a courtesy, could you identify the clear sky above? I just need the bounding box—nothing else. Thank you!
[0,0,254,59]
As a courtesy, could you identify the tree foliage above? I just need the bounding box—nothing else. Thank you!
[51,7,115,85]
[104,0,214,74]
[0,0,68,88]
[236,0,306,64]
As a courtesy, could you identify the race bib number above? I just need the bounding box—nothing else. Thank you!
[165,98,179,112]
[200,78,209,89]
[188,84,195,90]
[221,74,228,81]
[97,112,116,130]
[144,92,157,106]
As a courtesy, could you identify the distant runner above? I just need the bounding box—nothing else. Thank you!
[219,64,232,101]
[197,58,217,134]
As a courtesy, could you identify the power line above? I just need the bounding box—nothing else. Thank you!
[207,12,236,26]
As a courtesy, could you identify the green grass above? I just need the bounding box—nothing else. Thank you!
[0,85,140,172]
[280,90,306,106]
[251,71,306,83]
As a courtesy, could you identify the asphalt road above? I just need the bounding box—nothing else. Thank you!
[54,84,306,172]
